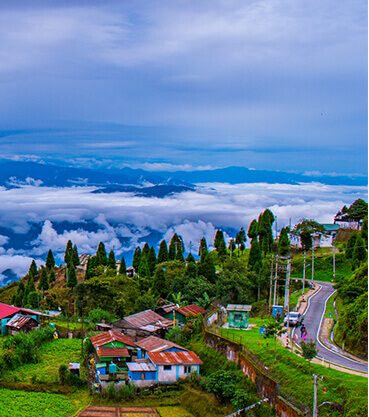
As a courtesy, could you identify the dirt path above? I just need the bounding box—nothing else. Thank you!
[78,407,159,417]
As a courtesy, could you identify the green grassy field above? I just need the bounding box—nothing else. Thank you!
[2,338,84,384]
[218,320,367,417]
[0,389,76,417]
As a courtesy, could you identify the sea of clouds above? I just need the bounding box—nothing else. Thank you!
[0,181,366,284]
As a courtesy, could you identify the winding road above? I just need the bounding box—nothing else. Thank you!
[291,281,368,373]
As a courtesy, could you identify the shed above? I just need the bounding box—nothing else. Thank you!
[5,314,39,335]
[127,360,157,387]
[226,304,252,329]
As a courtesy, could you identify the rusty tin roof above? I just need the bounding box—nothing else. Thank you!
[124,309,172,330]
[147,350,203,365]
[135,336,188,353]
[175,304,206,317]
[90,330,136,348]
[6,314,37,329]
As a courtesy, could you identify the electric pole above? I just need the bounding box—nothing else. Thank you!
[284,257,291,316]
[332,241,336,279]
[311,244,315,281]
[302,250,306,296]
[273,255,278,306]
[313,374,323,417]
[269,255,274,311]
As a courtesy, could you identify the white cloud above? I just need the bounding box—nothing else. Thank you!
[0,254,43,286]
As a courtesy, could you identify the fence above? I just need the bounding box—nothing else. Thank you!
[203,312,312,417]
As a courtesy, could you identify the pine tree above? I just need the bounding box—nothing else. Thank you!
[48,269,56,284]
[168,234,178,260]
[352,235,367,267]
[67,262,77,288]
[118,256,127,275]
[278,227,290,256]
[235,227,247,255]
[360,216,368,247]
[96,242,107,266]
[107,250,117,271]
[16,282,25,307]
[138,256,150,278]
[247,220,258,239]
[258,209,274,254]
[38,267,49,291]
[72,244,80,266]
[64,240,73,266]
[345,233,358,259]
[228,239,235,257]
[214,230,226,251]
[152,266,168,298]
[248,238,262,270]
[46,249,55,270]
[132,246,142,272]
[186,252,196,264]
[29,260,38,278]
[85,256,97,280]
[26,274,36,294]
[147,246,157,276]
[157,240,169,264]
[198,237,208,258]
[142,243,150,259]
[198,253,216,283]
[185,261,197,280]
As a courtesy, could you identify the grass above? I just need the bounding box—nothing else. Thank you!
[324,292,337,320]
[3,338,84,384]
[0,389,76,417]
[291,250,351,283]
[157,406,195,417]
[218,321,368,416]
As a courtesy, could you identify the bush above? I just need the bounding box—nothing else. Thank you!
[88,308,114,324]
[59,364,86,388]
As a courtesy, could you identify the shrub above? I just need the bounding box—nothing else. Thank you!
[88,308,114,324]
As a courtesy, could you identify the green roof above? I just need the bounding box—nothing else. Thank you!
[321,224,340,231]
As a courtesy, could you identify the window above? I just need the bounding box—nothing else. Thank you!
[184,366,191,374]
[163,365,172,371]
[234,313,242,320]
[140,373,145,380]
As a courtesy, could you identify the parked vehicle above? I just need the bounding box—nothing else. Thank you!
[284,312,304,327]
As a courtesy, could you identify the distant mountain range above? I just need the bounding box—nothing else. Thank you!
[0,160,366,191]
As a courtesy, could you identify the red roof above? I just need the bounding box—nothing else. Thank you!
[96,347,130,357]
[175,304,206,317]
[90,330,135,348]
[124,309,172,329]
[147,350,203,365]
[0,302,41,320]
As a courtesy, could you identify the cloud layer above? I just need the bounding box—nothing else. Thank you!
[0,181,366,283]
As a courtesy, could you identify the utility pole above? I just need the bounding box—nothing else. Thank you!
[302,250,306,296]
[269,256,274,310]
[273,255,278,306]
[284,257,291,316]
[313,374,324,417]
[332,241,336,279]
[275,216,278,240]
[311,244,315,281]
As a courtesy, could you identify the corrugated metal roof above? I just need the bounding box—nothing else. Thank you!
[226,304,252,312]
[135,336,188,353]
[127,361,156,372]
[157,303,177,314]
[6,314,37,329]
[147,350,203,365]
[176,304,206,317]
[90,330,136,348]
[124,309,172,330]
[96,347,130,357]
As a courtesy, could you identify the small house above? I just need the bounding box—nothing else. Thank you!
[226,304,252,329]
[165,304,207,325]
[112,310,173,341]
[135,335,188,356]
[0,302,41,335]
[6,314,39,335]
[127,359,157,387]
[147,350,203,384]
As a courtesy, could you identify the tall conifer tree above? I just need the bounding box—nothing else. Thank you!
[119,256,127,275]
[46,249,55,270]
[157,240,169,264]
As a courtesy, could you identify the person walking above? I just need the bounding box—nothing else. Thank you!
[302,328,307,341]
[300,324,306,338]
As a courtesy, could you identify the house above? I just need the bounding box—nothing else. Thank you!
[0,302,41,335]
[146,350,202,384]
[6,314,39,335]
[226,304,252,329]
[112,310,173,341]
[90,330,138,368]
[155,303,177,317]
[168,304,207,325]
[127,359,157,388]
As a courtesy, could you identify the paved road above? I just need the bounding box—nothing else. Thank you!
[291,281,368,373]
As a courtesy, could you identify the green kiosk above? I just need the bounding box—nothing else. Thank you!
[226,304,252,329]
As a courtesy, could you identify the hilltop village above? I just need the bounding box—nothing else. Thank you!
[0,199,367,417]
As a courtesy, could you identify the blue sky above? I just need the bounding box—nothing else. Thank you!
[0,0,367,175]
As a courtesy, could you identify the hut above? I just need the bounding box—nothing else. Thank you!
[226,304,252,329]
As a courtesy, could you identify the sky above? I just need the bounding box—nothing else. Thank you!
[0,0,367,282]
[0,0,367,175]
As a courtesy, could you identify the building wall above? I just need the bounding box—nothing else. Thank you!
[229,311,249,329]
[157,364,178,383]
